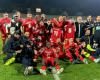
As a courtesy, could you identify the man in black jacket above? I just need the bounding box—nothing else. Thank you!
[20,32,39,76]
[3,30,22,64]
[84,15,94,35]
[94,16,100,47]
[81,29,94,46]
[75,16,85,38]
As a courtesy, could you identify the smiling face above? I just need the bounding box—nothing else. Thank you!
[14,15,19,22]
[3,13,9,18]
[27,13,32,19]
[58,16,63,22]
[96,16,100,22]
[81,42,86,48]
[85,29,90,35]
[16,11,21,19]
[87,16,92,22]
[24,32,30,38]
[77,16,82,23]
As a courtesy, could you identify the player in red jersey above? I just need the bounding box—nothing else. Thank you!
[63,38,88,64]
[50,18,63,46]
[39,43,64,76]
[55,44,65,59]
[22,13,36,36]
[31,20,47,50]
[0,13,11,45]
[63,20,76,40]
[51,16,64,28]
[50,27,63,45]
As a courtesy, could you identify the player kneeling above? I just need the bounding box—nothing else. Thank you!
[79,40,100,63]
[39,43,64,76]
[63,38,88,64]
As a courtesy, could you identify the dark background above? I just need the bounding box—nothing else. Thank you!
[0,0,100,16]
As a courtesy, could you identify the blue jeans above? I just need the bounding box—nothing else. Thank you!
[21,55,33,68]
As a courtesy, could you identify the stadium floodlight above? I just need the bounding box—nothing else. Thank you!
[36,8,41,13]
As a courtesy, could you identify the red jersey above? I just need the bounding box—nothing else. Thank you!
[30,24,46,48]
[18,18,24,23]
[51,18,63,28]
[31,24,46,40]
[41,47,57,59]
[50,27,63,43]
[22,18,36,33]
[0,18,11,33]
[31,25,39,36]
[63,41,79,53]
[0,18,11,25]
[64,20,76,39]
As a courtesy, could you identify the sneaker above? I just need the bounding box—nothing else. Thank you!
[94,58,100,63]
[83,58,88,64]
[24,67,29,76]
[39,69,46,75]
[4,57,15,66]
[28,66,33,74]
[56,68,64,75]
[24,66,33,76]
[52,68,61,80]
[52,73,61,80]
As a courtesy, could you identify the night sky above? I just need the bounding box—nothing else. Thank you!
[0,0,100,16]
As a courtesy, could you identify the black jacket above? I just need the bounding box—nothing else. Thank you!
[20,35,35,58]
[75,22,85,38]
[3,36,21,53]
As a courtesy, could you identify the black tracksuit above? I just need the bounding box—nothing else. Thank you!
[75,22,85,38]
[94,22,100,47]
[20,35,37,68]
[3,35,21,63]
[84,21,94,35]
